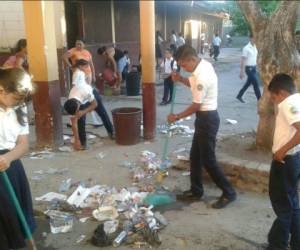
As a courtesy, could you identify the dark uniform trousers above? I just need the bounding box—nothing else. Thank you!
[268,153,300,250]
[77,88,114,146]
[190,110,236,199]
[237,66,261,100]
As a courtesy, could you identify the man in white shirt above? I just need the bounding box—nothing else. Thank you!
[160,49,177,105]
[168,45,236,209]
[236,34,261,103]
[176,33,185,47]
[267,74,300,250]
[170,30,177,55]
[212,33,222,61]
[64,83,97,150]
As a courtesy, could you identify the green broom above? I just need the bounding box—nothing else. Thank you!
[156,82,177,183]
[0,172,37,250]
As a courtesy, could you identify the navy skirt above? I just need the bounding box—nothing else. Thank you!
[0,150,36,249]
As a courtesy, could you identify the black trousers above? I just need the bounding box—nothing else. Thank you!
[92,88,114,135]
[78,102,90,146]
[162,76,174,102]
[268,154,300,250]
[0,150,36,249]
[213,45,220,60]
[190,111,236,199]
[237,66,261,100]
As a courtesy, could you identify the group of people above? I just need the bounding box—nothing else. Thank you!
[0,33,299,250]
[166,43,300,250]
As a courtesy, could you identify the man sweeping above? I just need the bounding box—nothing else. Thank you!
[168,45,236,209]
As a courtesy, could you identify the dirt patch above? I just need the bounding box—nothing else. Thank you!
[217,132,271,165]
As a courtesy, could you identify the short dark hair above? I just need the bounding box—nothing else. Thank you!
[97,46,106,55]
[165,48,172,54]
[268,73,296,94]
[75,59,89,68]
[174,44,197,61]
[64,98,79,115]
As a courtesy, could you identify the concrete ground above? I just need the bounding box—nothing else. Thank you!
[24,48,275,250]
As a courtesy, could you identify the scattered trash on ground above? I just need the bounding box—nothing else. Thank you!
[58,146,73,153]
[76,235,86,244]
[35,192,67,202]
[45,210,74,234]
[182,171,191,176]
[29,149,54,160]
[59,178,72,193]
[35,149,175,247]
[87,134,97,139]
[177,155,189,161]
[226,119,238,125]
[158,121,194,137]
[63,135,71,141]
[96,152,106,160]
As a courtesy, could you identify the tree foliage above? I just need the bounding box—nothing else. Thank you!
[229,0,279,35]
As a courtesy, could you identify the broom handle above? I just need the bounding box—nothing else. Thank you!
[161,82,177,168]
[0,172,34,243]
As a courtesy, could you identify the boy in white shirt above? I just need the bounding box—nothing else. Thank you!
[64,82,97,150]
[159,49,177,105]
[267,73,300,250]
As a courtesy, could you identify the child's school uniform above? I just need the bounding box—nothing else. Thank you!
[68,83,96,146]
[160,57,177,103]
[0,106,36,249]
[72,69,114,137]
[268,93,300,250]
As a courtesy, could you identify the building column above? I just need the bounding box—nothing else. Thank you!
[23,1,63,147]
[139,1,156,140]
[164,2,167,40]
[111,0,116,45]
[77,1,85,40]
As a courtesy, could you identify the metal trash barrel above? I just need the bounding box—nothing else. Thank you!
[112,107,142,145]
[126,71,140,96]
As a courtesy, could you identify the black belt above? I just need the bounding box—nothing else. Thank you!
[196,110,217,118]
[245,65,256,68]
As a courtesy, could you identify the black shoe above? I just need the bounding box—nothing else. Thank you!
[212,195,236,209]
[176,190,203,201]
[159,101,167,106]
[66,123,72,128]
[108,133,115,140]
[166,100,172,105]
[236,96,245,103]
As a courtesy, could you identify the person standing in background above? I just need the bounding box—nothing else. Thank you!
[212,33,222,61]
[176,32,186,48]
[170,30,177,55]
[2,39,28,71]
[155,31,164,68]
[236,34,261,103]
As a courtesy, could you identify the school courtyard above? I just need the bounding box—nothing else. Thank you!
[23,48,273,250]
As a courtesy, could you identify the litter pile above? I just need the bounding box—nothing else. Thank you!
[36,182,173,247]
[157,119,194,137]
[35,150,175,247]
[120,151,172,183]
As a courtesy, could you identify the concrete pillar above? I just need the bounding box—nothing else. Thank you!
[23,0,63,147]
[53,1,69,96]
[164,2,167,40]
[111,0,116,45]
[77,2,85,40]
[139,1,156,140]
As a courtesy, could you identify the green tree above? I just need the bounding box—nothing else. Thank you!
[229,0,279,35]
[238,1,300,149]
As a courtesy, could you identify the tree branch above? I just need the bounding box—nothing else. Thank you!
[237,0,266,34]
